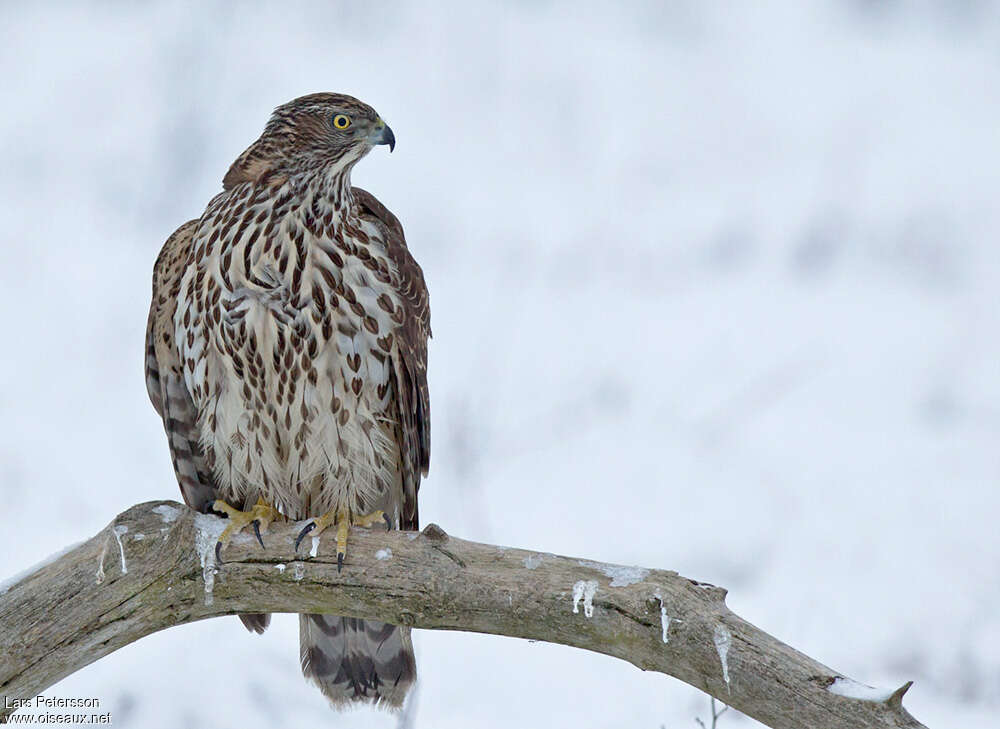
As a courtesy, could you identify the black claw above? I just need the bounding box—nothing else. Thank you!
[383,513,392,531]
[337,552,344,572]
[295,522,316,551]
[252,519,265,549]
[215,541,224,565]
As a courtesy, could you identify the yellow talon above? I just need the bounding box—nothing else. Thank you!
[214,497,281,562]
[295,506,390,571]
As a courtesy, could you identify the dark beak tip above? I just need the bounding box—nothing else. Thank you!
[379,124,396,153]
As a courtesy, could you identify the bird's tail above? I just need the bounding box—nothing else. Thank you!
[300,614,416,709]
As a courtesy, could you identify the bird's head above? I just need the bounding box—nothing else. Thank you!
[223,93,395,190]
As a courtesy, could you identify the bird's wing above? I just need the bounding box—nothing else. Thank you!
[355,187,430,531]
[145,219,217,512]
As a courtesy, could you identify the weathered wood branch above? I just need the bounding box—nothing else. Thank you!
[0,501,926,728]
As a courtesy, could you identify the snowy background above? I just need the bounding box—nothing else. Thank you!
[1,1,998,727]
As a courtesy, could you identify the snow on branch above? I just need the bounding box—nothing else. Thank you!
[0,501,926,729]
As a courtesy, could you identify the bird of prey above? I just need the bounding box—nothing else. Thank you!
[144,93,430,709]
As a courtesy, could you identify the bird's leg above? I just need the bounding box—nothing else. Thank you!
[295,506,391,571]
[213,497,281,563]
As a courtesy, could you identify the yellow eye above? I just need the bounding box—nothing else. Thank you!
[332,114,351,130]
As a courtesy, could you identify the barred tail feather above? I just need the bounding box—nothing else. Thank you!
[300,614,416,709]
[239,612,270,634]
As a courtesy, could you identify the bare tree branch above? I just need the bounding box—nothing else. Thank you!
[0,501,926,728]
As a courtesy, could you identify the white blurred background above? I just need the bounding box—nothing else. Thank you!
[1,1,997,727]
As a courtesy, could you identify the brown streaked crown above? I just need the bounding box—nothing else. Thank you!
[223,93,385,190]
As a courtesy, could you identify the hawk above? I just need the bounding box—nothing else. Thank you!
[144,93,430,708]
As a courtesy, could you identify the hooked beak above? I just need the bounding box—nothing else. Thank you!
[370,119,395,152]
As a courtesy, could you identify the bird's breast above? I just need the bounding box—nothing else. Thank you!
[174,198,405,515]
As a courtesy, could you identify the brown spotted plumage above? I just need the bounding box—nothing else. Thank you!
[145,93,429,709]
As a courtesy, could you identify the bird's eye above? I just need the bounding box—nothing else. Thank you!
[332,114,351,130]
